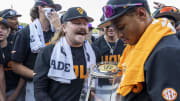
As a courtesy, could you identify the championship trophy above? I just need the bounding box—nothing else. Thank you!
[80,62,122,101]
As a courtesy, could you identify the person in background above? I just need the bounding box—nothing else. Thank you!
[86,23,96,44]
[92,24,125,63]
[152,6,180,27]
[33,7,95,101]
[153,1,180,39]
[0,16,25,101]
[0,47,5,101]
[100,0,180,100]
[10,0,62,101]
[0,9,22,44]
[0,22,5,100]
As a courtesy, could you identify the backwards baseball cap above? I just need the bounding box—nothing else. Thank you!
[34,0,61,11]
[0,9,22,18]
[0,17,9,28]
[61,7,94,23]
[153,6,180,23]
[99,0,147,28]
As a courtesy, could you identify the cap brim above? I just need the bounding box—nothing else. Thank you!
[53,4,62,11]
[0,22,9,28]
[98,20,111,28]
[155,12,180,22]
[35,3,61,11]
[98,7,131,28]
[4,14,22,18]
[15,14,22,17]
[66,16,94,22]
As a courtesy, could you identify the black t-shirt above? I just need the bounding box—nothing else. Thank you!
[92,35,125,63]
[33,44,87,101]
[2,43,20,92]
[11,25,54,80]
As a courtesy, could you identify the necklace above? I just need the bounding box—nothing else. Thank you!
[104,36,118,55]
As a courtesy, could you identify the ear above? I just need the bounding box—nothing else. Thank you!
[62,24,66,33]
[38,6,43,14]
[136,7,147,21]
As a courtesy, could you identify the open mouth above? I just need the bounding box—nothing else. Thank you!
[0,34,4,37]
[76,31,87,35]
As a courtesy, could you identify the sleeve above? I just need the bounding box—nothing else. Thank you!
[11,27,30,62]
[145,46,180,101]
[33,46,52,101]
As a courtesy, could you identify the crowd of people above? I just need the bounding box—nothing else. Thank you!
[0,0,180,101]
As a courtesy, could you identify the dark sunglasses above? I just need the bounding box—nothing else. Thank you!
[103,3,143,19]
[1,10,17,18]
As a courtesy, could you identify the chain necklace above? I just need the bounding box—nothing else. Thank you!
[104,35,118,55]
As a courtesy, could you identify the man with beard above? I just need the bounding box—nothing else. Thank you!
[33,7,96,101]
[100,0,180,100]
[11,0,62,100]
[0,9,22,44]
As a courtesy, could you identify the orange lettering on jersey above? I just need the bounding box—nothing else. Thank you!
[80,65,87,79]
[101,56,104,62]
[73,65,79,78]
[109,55,117,62]
[74,65,86,79]
[101,55,121,63]
[118,55,121,62]
[132,83,143,94]
[105,56,108,62]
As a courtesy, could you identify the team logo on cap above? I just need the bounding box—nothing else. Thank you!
[162,88,177,100]
[0,17,3,21]
[77,8,84,15]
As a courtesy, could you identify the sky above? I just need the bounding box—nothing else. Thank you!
[0,0,179,27]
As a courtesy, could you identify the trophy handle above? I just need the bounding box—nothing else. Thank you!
[85,76,93,101]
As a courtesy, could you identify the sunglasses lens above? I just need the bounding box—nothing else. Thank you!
[9,11,16,16]
[103,5,114,18]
